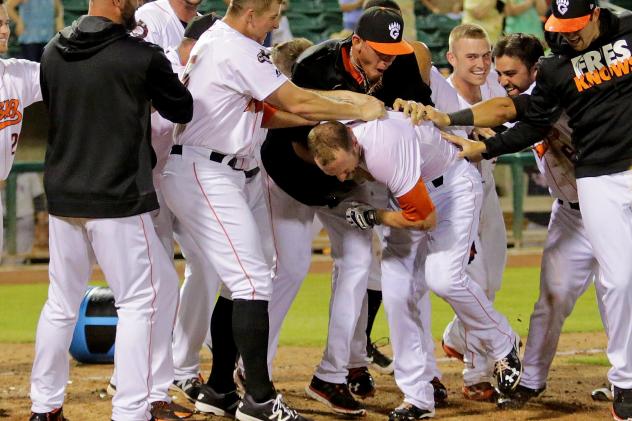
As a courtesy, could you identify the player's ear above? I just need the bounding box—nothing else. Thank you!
[446,50,456,68]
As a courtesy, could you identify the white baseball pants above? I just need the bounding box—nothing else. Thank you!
[172,171,274,380]
[520,199,606,389]
[30,213,179,421]
[381,160,516,410]
[264,175,372,383]
[442,160,507,385]
[577,170,632,389]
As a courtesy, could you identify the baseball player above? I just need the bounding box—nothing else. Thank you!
[105,4,205,419]
[427,32,609,409]
[439,23,509,401]
[159,0,384,419]
[307,113,522,420]
[438,2,632,419]
[0,0,41,259]
[29,0,193,419]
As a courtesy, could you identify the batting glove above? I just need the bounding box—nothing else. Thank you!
[345,202,379,230]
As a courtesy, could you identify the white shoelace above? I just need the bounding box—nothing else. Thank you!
[270,394,298,421]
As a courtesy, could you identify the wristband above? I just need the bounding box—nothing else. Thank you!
[447,108,474,126]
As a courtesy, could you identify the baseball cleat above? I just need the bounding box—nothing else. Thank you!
[493,340,522,394]
[367,340,394,375]
[305,376,366,416]
[171,374,204,403]
[431,377,448,406]
[388,402,435,420]
[194,384,240,416]
[150,400,194,420]
[347,366,376,399]
[612,386,632,420]
[441,340,464,362]
[236,393,310,421]
[593,385,614,402]
[496,384,545,409]
[29,407,66,421]
[462,381,497,402]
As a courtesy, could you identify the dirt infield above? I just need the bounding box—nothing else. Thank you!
[1,332,611,421]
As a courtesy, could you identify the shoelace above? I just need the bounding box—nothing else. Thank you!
[271,394,299,419]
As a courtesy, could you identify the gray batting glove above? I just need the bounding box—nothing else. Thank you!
[345,202,379,230]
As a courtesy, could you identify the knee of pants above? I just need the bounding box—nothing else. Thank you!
[426,276,458,299]
[275,258,311,289]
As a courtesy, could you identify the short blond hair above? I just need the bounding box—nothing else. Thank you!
[228,0,282,16]
[271,38,313,77]
[448,23,490,52]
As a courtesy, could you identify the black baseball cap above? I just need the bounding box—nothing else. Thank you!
[355,7,413,55]
[184,13,219,40]
[545,0,598,33]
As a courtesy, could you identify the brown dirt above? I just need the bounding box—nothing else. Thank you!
[1,332,611,421]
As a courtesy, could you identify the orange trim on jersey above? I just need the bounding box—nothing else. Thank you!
[533,142,548,159]
[396,178,435,222]
[262,103,278,126]
[341,46,365,87]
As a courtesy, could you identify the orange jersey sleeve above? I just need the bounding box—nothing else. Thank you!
[396,178,435,222]
[262,103,278,127]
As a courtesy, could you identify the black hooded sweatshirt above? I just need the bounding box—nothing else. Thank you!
[483,9,632,179]
[41,16,193,218]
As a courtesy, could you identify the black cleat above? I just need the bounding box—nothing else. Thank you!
[431,377,448,406]
[367,340,394,374]
[347,366,376,399]
[171,375,204,403]
[496,384,545,409]
[494,340,522,394]
[612,386,632,420]
[29,407,66,421]
[236,393,310,421]
[389,402,435,420]
[194,384,240,416]
[305,375,365,416]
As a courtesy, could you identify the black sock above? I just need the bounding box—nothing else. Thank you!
[232,299,275,402]
[366,289,382,348]
[207,296,238,393]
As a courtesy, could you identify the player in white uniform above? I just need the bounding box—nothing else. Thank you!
[423,32,608,408]
[440,23,509,401]
[307,112,521,420]
[0,1,41,257]
[160,0,384,419]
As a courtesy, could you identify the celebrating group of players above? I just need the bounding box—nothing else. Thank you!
[0,0,629,419]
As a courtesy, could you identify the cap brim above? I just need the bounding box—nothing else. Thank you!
[366,39,414,56]
[545,14,590,32]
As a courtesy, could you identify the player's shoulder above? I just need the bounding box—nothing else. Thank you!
[0,58,40,82]
[135,0,173,22]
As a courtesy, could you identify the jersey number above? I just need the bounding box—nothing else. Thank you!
[10,133,18,155]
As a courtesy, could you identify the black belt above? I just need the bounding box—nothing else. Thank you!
[557,198,580,210]
[171,145,260,179]
[431,176,443,188]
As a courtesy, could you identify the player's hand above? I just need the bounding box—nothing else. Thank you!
[392,99,427,125]
[441,130,486,162]
[422,106,451,128]
[345,202,379,230]
[418,209,437,231]
[359,97,386,121]
[473,127,496,140]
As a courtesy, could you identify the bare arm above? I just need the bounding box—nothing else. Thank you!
[265,80,386,121]
[340,0,363,12]
[411,41,432,85]
[262,109,317,128]
[422,96,518,128]
[54,0,65,31]
[504,0,534,17]
[465,0,497,20]
[7,0,24,36]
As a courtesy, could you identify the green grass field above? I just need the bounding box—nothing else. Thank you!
[0,267,604,344]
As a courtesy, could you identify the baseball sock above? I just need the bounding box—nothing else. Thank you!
[232,299,276,402]
[366,289,382,347]
[207,296,238,393]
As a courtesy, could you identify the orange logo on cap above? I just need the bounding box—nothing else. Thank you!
[0,99,22,130]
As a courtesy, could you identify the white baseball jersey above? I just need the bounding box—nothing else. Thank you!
[133,0,187,50]
[0,59,41,180]
[352,111,458,194]
[174,20,287,157]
